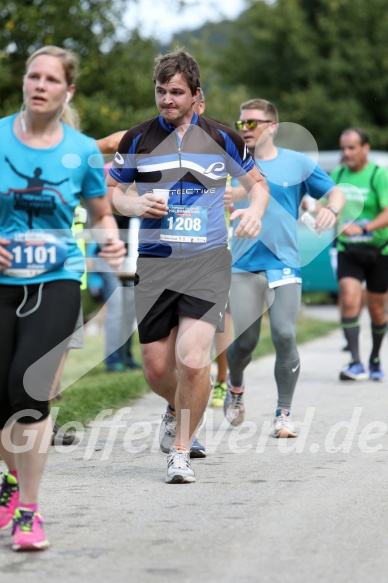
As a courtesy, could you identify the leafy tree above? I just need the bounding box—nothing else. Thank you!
[171,21,251,128]
[0,0,159,136]
[75,34,158,136]
[215,0,388,149]
[0,0,121,97]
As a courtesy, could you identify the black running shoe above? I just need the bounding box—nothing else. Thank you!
[51,423,79,446]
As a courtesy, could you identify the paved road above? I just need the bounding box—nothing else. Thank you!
[1,306,388,583]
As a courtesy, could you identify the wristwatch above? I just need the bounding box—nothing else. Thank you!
[327,205,339,217]
[361,224,369,235]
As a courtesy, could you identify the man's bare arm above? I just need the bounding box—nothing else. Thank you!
[229,167,270,238]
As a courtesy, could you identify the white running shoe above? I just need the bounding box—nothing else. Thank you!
[159,411,177,453]
[272,411,297,438]
[166,448,195,484]
[160,410,206,453]
[224,379,245,426]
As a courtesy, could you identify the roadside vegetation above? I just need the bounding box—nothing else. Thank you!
[55,310,338,428]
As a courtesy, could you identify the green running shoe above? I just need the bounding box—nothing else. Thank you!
[211,381,227,408]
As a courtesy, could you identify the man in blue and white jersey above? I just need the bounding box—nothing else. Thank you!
[224,98,344,437]
[106,51,269,483]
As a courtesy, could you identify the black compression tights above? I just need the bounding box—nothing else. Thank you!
[0,280,80,427]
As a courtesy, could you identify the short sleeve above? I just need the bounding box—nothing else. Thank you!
[374,167,388,209]
[82,141,106,199]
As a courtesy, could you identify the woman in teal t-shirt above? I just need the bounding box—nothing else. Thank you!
[0,46,125,552]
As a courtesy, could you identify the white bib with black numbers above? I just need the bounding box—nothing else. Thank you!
[160,205,208,243]
[3,231,68,278]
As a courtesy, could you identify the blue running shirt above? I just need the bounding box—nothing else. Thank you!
[231,148,335,272]
[109,113,255,258]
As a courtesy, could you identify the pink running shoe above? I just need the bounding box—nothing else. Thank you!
[0,472,19,531]
[12,508,49,551]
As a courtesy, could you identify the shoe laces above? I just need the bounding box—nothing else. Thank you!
[213,382,226,399]
[161,412,176,435]
[275,412,292,427]
[227,392,243,419]
[12,509,35,534]
[230,391,243,408]
[167,450,190,470]
[0,476,17,507]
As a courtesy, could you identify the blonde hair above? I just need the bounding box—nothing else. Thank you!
[26,45,80,130]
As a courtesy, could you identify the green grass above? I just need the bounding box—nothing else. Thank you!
[54,312,338,428]
[54,367,146,428]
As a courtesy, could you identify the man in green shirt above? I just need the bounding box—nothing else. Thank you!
[332,127,388,381]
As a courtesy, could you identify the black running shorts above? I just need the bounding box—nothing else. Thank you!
[337,250,388,294]
[134,247,231,344]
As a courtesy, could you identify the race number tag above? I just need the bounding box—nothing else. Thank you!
[4,232,68,278]
[160,205,208,243]
[266,267,302,289]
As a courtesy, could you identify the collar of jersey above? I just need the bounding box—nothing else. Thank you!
[159,112,199,133]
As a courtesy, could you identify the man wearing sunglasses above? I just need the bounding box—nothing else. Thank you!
[224,98,344,437]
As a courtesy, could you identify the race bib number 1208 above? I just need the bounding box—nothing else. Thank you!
[160,205,207,243]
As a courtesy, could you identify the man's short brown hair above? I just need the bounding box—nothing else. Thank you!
[153,49,200,96]
[340,127,370,146]
[240,98,279,123]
